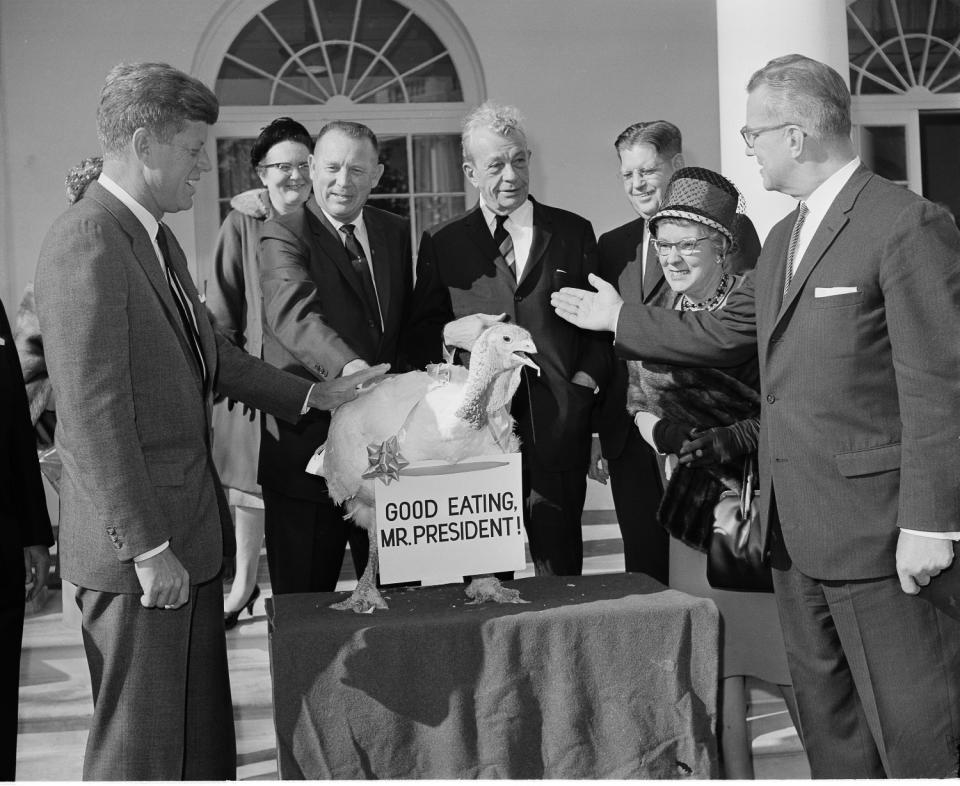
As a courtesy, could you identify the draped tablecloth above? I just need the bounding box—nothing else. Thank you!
[267,573,719,779]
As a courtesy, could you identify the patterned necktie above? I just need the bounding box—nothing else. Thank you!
[493,213,516,279]
[156,226,206,384]
[782,201,809,298]
[340,223,382,332]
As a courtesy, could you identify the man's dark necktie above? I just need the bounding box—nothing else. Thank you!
[493,214,516,279]
[782,201,809,299]
[642,229,660,300]
[340,223,382,332]
[156,225,206,384]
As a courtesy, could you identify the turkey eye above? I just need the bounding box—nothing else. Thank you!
[502,335,512,343]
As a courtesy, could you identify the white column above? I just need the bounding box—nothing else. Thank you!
[716,0,849,240]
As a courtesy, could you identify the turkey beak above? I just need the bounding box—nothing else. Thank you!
[513,338,540,376]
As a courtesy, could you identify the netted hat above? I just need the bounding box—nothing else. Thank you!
[65,156,103,204]
[649,167,744,245]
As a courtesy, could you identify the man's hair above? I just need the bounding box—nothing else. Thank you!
[614,120,682,159]
[315,120,380,154]
[747,54,851,140]
[250,117,313,170]
[461,101,527,163]
[97,62,219,155]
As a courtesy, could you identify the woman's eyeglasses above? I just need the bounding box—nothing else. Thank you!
[651,236,712,257]
[259,161,311,175]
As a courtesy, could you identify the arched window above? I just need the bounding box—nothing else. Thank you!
[848,0,960,96]
[847,0,960,217]
[190,0,484,282]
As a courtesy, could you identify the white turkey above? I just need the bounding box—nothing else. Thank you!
[318,321,539,613]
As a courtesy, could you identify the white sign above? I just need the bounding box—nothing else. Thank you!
[375,453,526,586]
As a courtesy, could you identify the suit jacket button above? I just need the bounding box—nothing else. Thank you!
[766,394,776,404]
[317,365,326,378]
[514,294,522,302]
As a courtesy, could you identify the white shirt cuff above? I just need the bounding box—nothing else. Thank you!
[901,528,960,541]
[301,383,315,415]
[634,411,662,453]
[134,541,169,562]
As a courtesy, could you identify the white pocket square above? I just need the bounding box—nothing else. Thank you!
[814,286,859,298]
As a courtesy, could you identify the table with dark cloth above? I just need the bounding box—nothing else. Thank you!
[267,573,719,779]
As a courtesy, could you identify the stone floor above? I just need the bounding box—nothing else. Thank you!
[17,495,809,780]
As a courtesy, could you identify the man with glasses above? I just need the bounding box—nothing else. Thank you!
[553,54,960,778]
[592,121,759,583]
[258,120,413,594]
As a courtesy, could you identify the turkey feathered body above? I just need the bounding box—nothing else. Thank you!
[323,366,520,515]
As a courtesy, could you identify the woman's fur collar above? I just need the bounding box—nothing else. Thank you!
[230,188,272,220]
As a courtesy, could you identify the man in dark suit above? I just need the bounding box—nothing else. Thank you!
[403,101,608,576]
[594,120,761,583]
[34,63,386,780]
[554,55,960,778]
[0,299,53,780]
[258,121,412,594]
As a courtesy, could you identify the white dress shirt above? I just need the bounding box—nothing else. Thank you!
[789,156,860,277]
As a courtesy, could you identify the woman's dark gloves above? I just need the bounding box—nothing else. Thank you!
[678,417,759,466]
[652,419,692,456]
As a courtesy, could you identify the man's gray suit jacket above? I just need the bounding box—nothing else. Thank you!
[35,181,312,594]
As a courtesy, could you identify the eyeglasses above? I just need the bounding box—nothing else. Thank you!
[739,123,801,149]
[621,165,663,182]
[651,236,712,257]
[259,161,311,175]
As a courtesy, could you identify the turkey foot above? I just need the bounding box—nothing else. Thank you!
[330,583,388,613]
[464,576,528,605]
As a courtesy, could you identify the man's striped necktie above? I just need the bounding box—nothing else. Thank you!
[493,213,516,279]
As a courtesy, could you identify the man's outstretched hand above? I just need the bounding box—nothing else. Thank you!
[308,363,390,410]
[550,273,623,332]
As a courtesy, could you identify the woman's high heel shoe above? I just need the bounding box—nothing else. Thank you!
[224,584,261,630]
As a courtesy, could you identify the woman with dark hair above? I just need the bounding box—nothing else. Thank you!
[207,117,313,628]
[628,167,798,779]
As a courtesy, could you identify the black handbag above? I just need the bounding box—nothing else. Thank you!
[706,456,773,592]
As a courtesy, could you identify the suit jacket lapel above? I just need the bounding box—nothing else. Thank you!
[87,183,206,391]
[161,224,215,392]
[520,198,552,287]
[464,205,515,283]
[364,209,392,327]
[772,166,869,329]
[306,198,374,309]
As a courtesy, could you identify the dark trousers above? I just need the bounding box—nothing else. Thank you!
[771,525,960,778]
[262,487,370,594]
[607,428,669,583]
[77,577,236,780]
[523,461,587,577]
[0,596,24,781]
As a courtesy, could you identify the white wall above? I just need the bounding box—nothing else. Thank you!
[0,0,721,316]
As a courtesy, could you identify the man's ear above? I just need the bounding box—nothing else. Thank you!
[131,127,152,163]
[371,161,385,188]
[671,152,685,170]
[787,126,806,160]
[462,160,478,188]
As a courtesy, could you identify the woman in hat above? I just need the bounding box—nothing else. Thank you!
[626,167,799,778]
[207,117,314,629]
